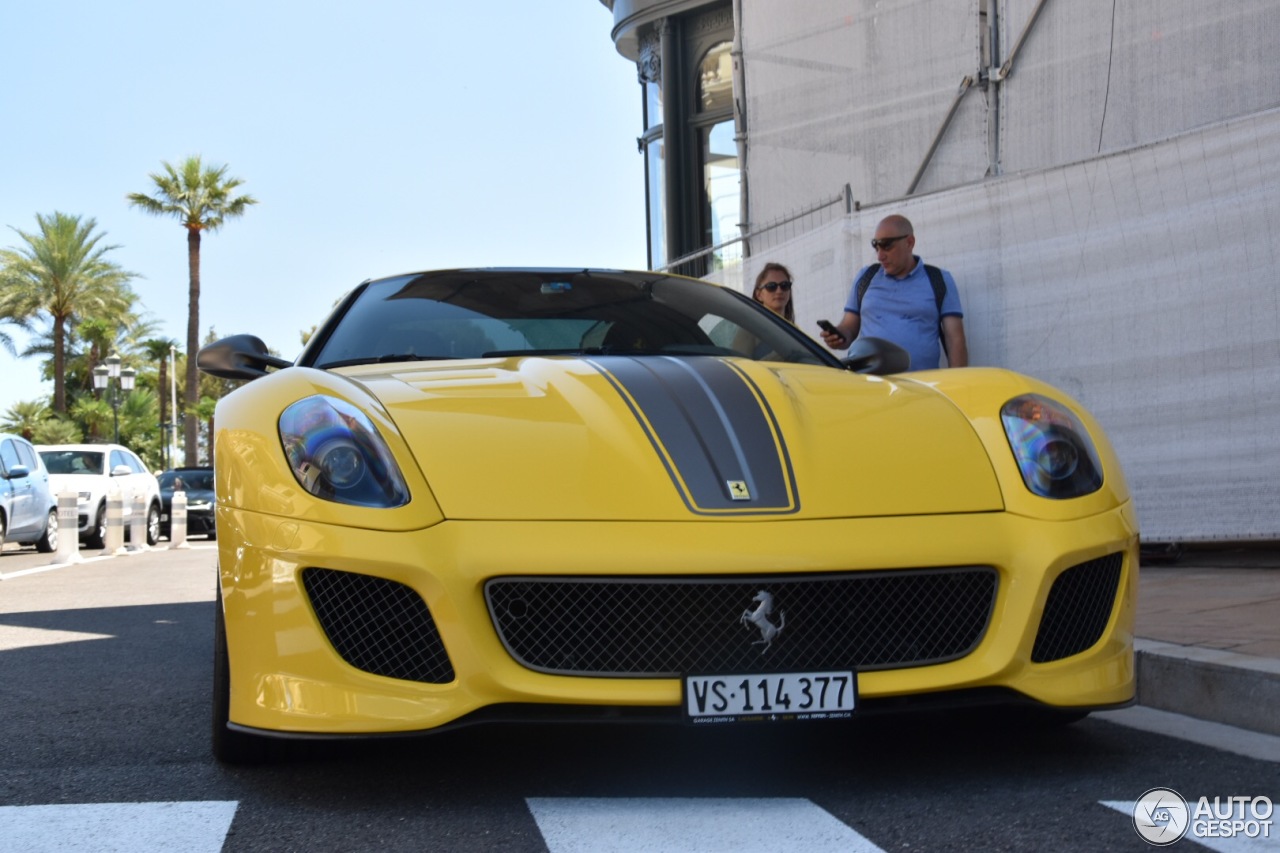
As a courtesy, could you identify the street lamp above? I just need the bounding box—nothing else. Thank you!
[93,353,136,444]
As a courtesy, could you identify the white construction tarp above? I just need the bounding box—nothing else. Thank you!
[717,0,1280,541]
[730,108,1280,542]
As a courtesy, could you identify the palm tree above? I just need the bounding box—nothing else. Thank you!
[32,417,81,445]
[1,314,19,356]
[70,395,115,443]
[0,212,136,414]
[1,400,51,441]
[193,395,219,466]
[141,337,181,466]
[128,156,257,466]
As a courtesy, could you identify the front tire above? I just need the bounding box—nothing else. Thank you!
[85,503,106,549]
[213,582,283,764]
[36,509,58,553]
[146,502,161,546]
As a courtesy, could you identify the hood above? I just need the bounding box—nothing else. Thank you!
[46,473,103,490]
[342,356,1004,521]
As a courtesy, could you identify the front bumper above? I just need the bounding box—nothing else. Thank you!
[217,503,1138,737]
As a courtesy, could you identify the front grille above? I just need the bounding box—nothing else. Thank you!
[1031,553,1124,663]
[486,569,997,677]
[302,568,455,683]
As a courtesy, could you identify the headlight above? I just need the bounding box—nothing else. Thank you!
[1000,394,1103,499]
[278,395,410,507]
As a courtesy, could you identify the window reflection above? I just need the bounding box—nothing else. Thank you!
[702,120,740,268]
[698,41,733,112]
[647,137,666,269]
[644,78,662,131]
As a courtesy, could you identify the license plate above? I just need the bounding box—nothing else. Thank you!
[684,670,856,723]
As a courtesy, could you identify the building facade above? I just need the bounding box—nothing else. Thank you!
[597,0,1280,542]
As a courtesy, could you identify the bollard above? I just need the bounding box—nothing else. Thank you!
[51,491,82,564]
[128,493,149,551]
[104,491,127,555]
[170,490,190,549]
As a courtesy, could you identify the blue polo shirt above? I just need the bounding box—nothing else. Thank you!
[844,257,963,370]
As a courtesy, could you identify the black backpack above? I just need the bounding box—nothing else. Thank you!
[855,262,949,358]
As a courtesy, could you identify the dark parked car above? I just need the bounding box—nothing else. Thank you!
[158,467,216,539]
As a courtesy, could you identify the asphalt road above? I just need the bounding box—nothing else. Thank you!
[1,544,1276,852]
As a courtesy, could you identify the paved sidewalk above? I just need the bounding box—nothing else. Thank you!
[1134,544,1280,736]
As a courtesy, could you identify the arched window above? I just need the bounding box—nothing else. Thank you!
[636,4,739,276]
[695,40,740,271]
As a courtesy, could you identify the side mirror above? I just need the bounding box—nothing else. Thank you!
[111,464,133,477]
[197,334,292,381]
[3,464,30,479]
[841,337,911,375]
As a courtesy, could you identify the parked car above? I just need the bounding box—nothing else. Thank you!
[158,466,216,540]
[36,443,161,548]
[198,267,1137,763]
[0,432,59,552]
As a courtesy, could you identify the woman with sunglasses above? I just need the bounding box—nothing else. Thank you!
[752,262,796,322]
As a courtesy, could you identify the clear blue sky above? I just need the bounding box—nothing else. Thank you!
[1,0,646,412]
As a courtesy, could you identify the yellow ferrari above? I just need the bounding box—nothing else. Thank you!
[198,268,1137,763]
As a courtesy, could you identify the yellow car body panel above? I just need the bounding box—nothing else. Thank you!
[308,358,1005,520]
[213,359,1137,736]
[216,506,1137,734]
[203,269,1139,749]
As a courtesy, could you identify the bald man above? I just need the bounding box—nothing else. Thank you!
[820,214,969,370]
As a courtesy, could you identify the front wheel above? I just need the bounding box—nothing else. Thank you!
[146,503,161,546]
[85,503,106,549]
[213,582,287,764]
[36,509,59,553]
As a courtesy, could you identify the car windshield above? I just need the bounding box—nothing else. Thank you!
[159,470,214,490]
[40,450,104,475]
[303,270,837,369]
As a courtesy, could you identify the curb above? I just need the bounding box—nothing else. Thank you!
[1136,638,1280,737]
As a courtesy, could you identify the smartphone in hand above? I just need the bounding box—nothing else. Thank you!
[817,319,841,337]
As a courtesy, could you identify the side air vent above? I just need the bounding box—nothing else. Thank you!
[302,568,454,683]
[1032,553,1124,663]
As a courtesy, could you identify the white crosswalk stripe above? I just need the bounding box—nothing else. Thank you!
[0,802,238,853]
[527,797,884,853]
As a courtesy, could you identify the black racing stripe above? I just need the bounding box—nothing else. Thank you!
[588,356,798,514]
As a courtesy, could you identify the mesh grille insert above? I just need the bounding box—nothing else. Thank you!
[302,568,454,683]
[486,569,997,677]
[1031,553,1124,663]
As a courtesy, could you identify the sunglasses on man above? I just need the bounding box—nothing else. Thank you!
[870,234,910,251]
[759,281,792,292]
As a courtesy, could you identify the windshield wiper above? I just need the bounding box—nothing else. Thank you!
[481,348,608,358]
[319,354,461,368]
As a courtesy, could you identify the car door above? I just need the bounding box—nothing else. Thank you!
[1,437,35,536]
[121,449,155,516]
[14,439,54,523]
[109,448,139,518]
